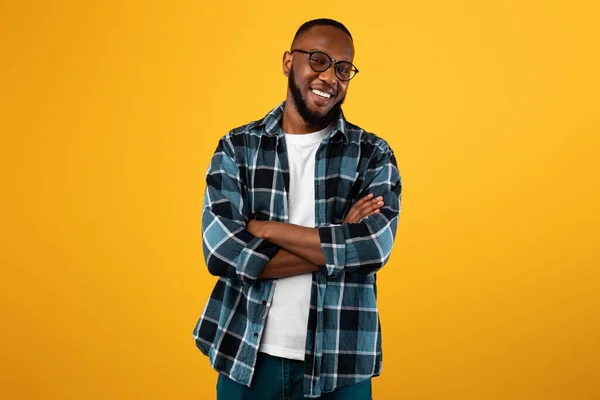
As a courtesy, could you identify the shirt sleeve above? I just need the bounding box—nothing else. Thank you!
[317,144,402,277]
[202,135,279,285]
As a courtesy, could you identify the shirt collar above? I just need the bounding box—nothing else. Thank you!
[260,101,348,143]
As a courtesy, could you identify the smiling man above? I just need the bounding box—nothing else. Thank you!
[193,19,402,399]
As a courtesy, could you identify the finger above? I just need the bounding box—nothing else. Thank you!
[363,206,383,219]
[352,193,373,209]
[345,194,382,223]
[353,202,383,222]
[361,203,383,220]
[357,197,383,217]
[346,194,373,219]
[343,208,357,223]
[345,204,359,220]
[368,209,381,216]
[354,201,375,218]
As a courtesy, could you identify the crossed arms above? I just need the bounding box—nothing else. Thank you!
[202,135,402,285]
[248,194,384,279]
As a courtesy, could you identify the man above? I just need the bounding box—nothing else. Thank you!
[193,18,402,399]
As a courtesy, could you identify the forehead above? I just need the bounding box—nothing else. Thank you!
[293,25,354,61]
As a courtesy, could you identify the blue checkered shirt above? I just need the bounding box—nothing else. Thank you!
[193,102,402,398]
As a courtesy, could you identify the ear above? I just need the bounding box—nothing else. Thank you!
[282,51,292,77]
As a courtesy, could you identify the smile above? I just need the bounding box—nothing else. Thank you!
[312,89,331,99]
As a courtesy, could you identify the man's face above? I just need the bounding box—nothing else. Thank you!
[284,25,355,127]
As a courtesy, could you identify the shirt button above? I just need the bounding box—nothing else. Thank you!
[253,333,258,338]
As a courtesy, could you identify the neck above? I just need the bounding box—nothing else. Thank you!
[282,98,329,134]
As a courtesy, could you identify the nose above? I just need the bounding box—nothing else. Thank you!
[318,66,338,87]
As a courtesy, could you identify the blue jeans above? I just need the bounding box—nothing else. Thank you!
[216,352,372,399]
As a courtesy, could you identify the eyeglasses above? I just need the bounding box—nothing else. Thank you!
[290,49,359,81]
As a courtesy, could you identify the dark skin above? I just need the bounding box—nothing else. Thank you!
[281,25,355,134]
[252,25,377,280]
[257,194,384,279]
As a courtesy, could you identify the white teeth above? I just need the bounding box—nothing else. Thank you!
[312,89,331,99]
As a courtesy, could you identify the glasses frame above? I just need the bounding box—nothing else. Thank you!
[290,49,359,81]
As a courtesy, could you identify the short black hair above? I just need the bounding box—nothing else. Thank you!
[292,18,353,45]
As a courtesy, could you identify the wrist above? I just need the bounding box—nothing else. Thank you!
[259,221,273,240]
[248,220,273,240]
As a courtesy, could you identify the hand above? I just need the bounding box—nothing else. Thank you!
[343,193,384,224]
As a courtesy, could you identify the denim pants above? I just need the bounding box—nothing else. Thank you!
[216,352,372,399]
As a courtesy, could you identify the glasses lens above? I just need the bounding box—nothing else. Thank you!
[309,52,331,71]
[335,62,355,81]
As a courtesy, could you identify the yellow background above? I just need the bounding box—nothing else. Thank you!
[1,0,599,399]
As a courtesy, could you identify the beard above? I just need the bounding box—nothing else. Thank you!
[288,69,345,128]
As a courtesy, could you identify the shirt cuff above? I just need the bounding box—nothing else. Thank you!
[235,237,279,285]
[317,224,347,277]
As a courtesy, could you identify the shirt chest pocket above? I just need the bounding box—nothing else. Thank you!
[248,171,288,223]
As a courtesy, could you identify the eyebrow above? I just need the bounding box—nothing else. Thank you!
[307,48,352,63]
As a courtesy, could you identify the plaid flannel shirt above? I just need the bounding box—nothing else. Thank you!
[193,102,402,398]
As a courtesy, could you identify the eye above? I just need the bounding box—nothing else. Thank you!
[336,62,353,78]
[311,56,328,65]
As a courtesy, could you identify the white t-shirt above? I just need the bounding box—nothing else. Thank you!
[259,125,332,360]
